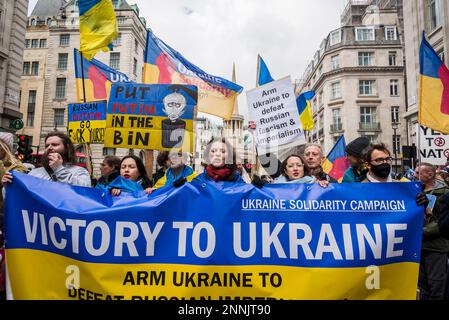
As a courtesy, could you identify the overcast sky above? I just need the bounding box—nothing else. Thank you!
[28,0,348,123]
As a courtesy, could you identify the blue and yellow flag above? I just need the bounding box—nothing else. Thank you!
[419,32,449,134]
[322,135,350,183]
[78,0,118,60]
[74,48,132,102]
[143,30,243,120]
[296,91,316,131]
[257,54,274,86]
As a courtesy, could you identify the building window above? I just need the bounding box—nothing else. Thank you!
[110,52,120,70]
[331,82,341,99]
[390,80,399,96]
[430,0,442,31]
[58,53,68,70]
[135,39,139,53]
[59,34,70,47]
[360,107,377,125]
[312,98,318,114]
[332,108,342,131]
[55,78,66,99]
[362,135,378,143]
[25,39,30,48]
[103,148,116,156]
[31,62,39,76]
[358,52,374,66]
[133,58,138,76]
[392,135,401,155]
[23,62,30,75]
[39,39,47,48]
[355,27,375,41]
[47,18,52,26]
[385,27,397,40]
[389,51,397,66]
[31,39,38,48]
[331,55,340,70]
[330,30,342,46]
[359,80,375,95]
[391,106,400,124]
[112,0,120,9]
[30,18,36,26]
[113,33,122,46]
[54,109,65,127]
[318,90,323,106]
[27,90,36,127]
[117,17,126,25]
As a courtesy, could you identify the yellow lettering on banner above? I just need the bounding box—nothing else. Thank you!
[6,250,419,300]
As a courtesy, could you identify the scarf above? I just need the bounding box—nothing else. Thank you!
[206,165,233,182]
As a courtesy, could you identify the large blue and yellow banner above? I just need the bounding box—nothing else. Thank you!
[5,173,423,300]
[104,83,197,151]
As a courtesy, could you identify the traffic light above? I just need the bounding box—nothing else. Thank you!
[16,134,32,162]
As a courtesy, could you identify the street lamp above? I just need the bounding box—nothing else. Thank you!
[392,122,399,176]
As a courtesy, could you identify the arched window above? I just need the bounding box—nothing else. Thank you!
[47,18,52,26]
[30,18,36,26]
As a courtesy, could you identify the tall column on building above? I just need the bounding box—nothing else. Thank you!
[223,63,244,164]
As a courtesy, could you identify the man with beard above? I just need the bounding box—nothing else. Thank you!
[1,132,91,187]
[342,137,370,183]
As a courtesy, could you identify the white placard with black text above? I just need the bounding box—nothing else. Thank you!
[418,124,449,165]
[246,76,305,154]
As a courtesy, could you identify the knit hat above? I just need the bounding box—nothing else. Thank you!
[345,137,370,158]
[0,132,14,151]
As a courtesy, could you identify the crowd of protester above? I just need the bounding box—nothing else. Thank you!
[0,130,449,300]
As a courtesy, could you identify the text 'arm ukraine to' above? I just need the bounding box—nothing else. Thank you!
[5,173,423,300]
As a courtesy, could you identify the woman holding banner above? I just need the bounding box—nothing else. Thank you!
[102,155,153,196]
[194,137,245,184]
[274,154,328,187]
[252,154,328,188]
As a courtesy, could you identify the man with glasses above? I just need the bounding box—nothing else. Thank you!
[361,143,395,183]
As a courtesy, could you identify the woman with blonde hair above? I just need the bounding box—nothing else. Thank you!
[0,132,26,298]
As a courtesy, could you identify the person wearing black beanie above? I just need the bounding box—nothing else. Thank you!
[342,137,370,183]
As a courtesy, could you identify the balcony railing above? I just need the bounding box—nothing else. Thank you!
[330,123,343,132]
[359,122,381,131]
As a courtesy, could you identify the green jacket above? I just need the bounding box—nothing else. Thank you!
[422,182,449,252]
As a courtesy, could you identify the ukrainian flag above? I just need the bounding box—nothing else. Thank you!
[74,49,132,102]
[257,54,274,86]
[78,0,118,60]
[419,32,449,134]
[297,91,316,131]
[322,135,350,183]
[143,30,243,120]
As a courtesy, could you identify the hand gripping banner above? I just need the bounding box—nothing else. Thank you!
[5,172,423,300]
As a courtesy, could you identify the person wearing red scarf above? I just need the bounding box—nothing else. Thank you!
[194,137,245,184]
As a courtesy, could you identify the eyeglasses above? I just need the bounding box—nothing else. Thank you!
[371,157,392,165]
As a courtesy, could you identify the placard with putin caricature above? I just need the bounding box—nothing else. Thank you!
[104,83,197,152]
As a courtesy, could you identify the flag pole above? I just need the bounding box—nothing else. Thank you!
[79,50,87,103]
